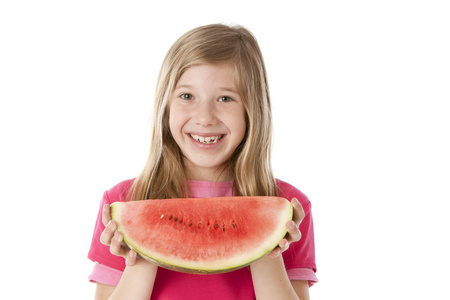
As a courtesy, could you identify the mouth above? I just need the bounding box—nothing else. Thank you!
[189,134,225,145]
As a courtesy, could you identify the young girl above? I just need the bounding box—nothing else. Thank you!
[88,24,317,300]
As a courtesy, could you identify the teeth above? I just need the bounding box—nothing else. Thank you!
[190,134,222,144]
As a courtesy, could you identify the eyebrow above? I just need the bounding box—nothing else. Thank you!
[219,87,240,94]
[174,84,192,89]
[174,84,239,94]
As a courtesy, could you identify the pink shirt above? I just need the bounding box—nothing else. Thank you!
[88,179,317,299]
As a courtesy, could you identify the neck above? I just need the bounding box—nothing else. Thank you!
[185,163,233,182]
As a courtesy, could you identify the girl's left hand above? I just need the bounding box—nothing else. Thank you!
[267,198,304,258]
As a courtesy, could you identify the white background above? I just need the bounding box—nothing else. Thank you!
[1,1,449,299]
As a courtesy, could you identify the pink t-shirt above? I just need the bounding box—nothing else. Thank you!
[88,179,317,299]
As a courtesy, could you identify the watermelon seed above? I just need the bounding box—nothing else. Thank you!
[189,223,193,227]
[169,216,173,220]
[179,220,182,224]
[233,223,237,229]
[174,217,178,222]
[215,223,219,229]
[160,214,164,219]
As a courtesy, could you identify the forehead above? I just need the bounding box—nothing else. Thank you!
[175,62,239,90]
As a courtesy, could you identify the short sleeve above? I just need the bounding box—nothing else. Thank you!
[87,180,134,273]
[277,179,318,286]
[89,263,123,286]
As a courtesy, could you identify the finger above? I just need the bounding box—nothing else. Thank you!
[285,220,302,243]
[278,238,290,253]
[99,219,116,246]
[102,204,112,227]
[291,198,305,226]
[110,231,127,257]
[126,249,138,266]
[267,246,281,258]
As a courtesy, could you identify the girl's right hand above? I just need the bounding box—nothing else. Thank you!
[99,204,139,266]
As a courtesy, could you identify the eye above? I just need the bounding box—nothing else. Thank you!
[180,93,194,100]
[218,96,233,102]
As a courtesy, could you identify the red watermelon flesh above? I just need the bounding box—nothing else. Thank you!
[110,196,293,274]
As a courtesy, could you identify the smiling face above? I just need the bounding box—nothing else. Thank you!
[169,62,247,181]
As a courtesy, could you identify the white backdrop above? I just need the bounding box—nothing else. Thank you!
[1,1,449,299]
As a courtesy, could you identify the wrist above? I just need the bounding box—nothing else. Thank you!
[251,253,281,267]
[127,257,158,271]
[250,256,298,299]
[110,259,158,300]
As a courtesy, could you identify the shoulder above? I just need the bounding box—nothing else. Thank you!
[276,179,311,208]
[103,178,135,204]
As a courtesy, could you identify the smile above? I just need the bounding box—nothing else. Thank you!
[189,134,224,145]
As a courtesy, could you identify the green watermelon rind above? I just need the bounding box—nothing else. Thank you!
[110,197,293,274]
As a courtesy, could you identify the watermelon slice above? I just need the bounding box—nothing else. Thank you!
[111,196,293,274]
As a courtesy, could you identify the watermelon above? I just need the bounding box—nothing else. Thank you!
[111,196,293,274]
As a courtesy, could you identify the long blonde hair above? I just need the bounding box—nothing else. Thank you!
[129,24,277,200]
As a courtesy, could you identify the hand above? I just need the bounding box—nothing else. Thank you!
[99,204,140,266]
[267,198,305,258]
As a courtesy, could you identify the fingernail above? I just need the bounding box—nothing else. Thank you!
[288,220,296,230]
[273,248,281,257]
[107,220,114,229]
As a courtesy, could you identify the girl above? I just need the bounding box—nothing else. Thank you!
[88,24,317,300]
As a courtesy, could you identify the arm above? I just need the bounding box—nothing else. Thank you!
[250,198,309,300]
[251,256,299,299]
[291,280,310,300]
[96,204,158,300]
[251,261,310,300]
[107,255,157,300]
[95,283,115,300]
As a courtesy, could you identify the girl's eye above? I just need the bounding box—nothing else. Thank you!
[180,93,194,100]
[218,96,232,102]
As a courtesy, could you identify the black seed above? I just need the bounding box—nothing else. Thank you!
[233,223,237,228]
[189,223,193,227]
[169,216,173,220]
[215,223,219,229]
[179,220,182,224]
[174,217,178,222]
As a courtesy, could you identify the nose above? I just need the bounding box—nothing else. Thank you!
[194,100,217,127]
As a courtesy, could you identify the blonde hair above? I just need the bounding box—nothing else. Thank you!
[129,23,277,200]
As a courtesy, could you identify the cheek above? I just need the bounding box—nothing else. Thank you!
[168,110,175,134]
[168,105,188,140]
[168,106,179,140]
[237,120,247,143]
[230,111,247,143]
